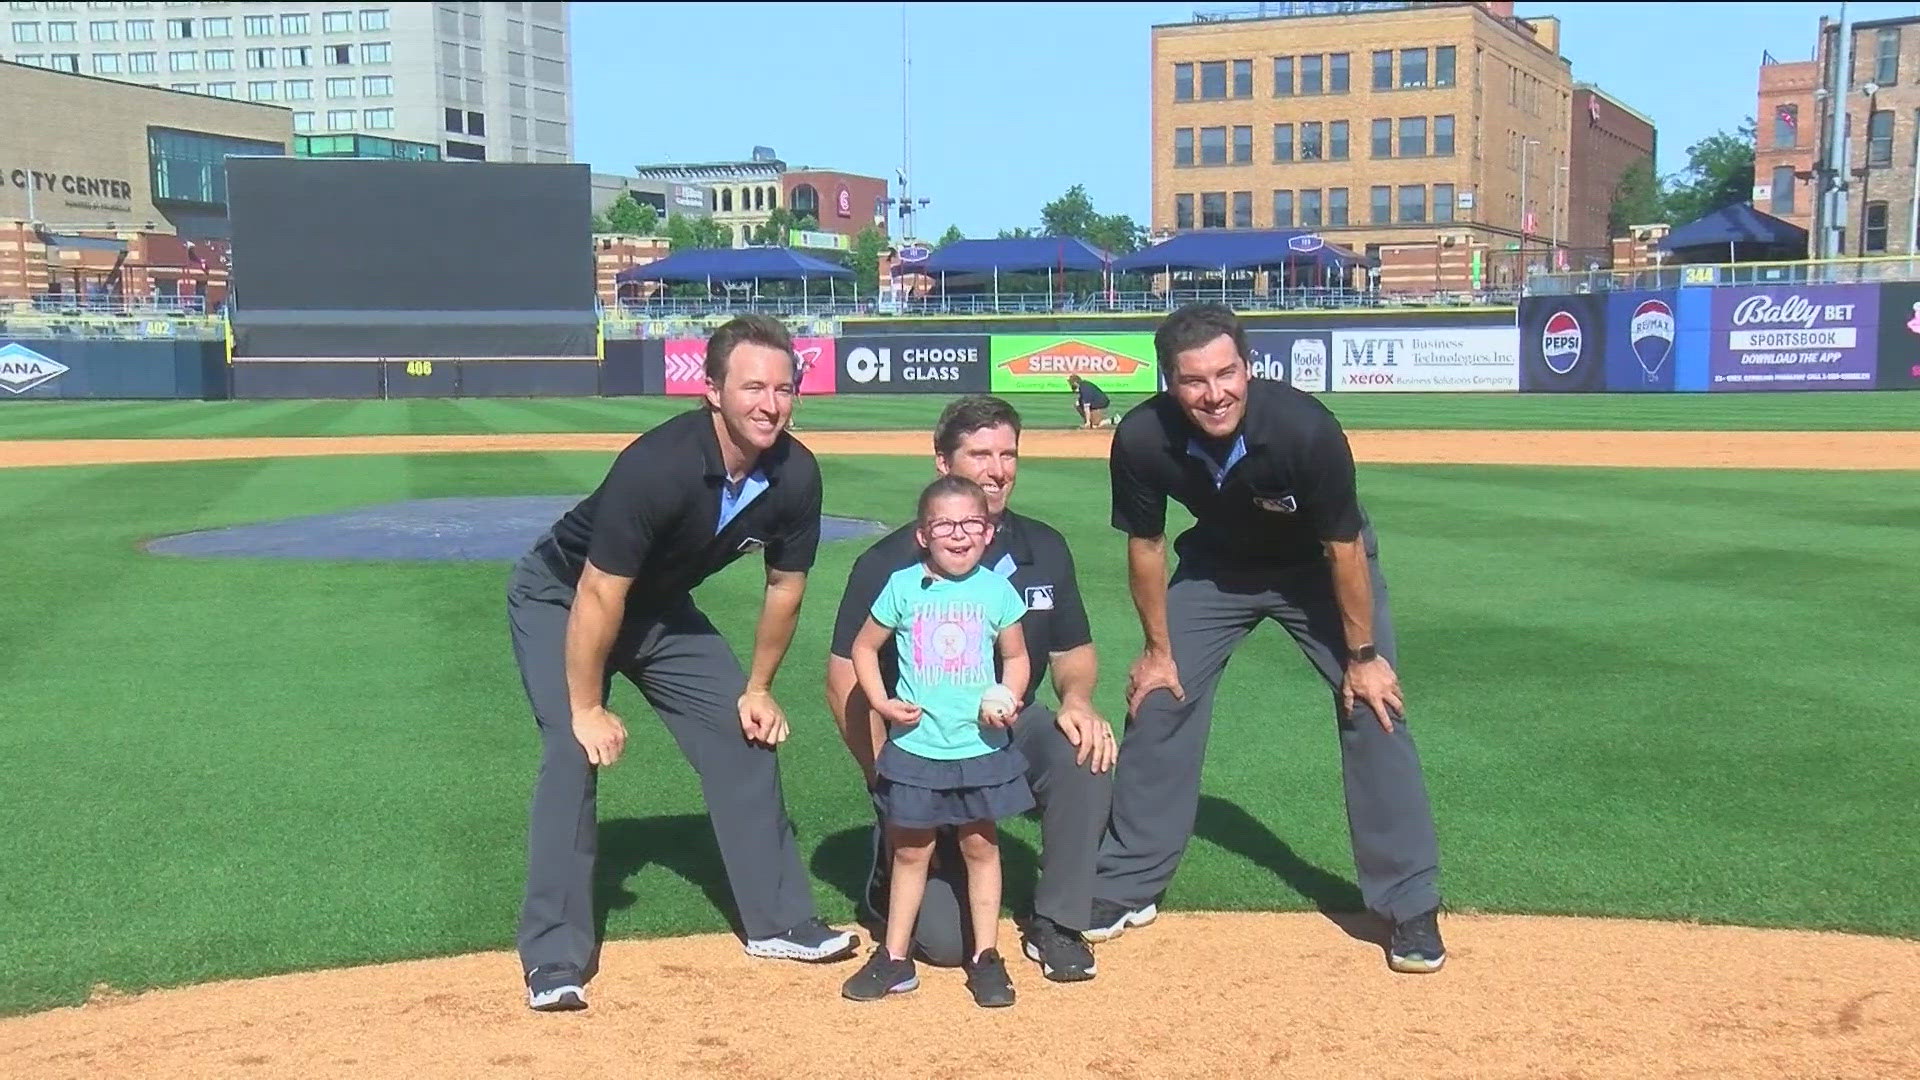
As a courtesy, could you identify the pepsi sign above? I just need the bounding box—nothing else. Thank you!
[1518,294,1606,392]
[1541,310,1583,374]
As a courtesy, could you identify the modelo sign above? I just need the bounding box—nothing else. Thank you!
[664,336,838,396]
[838,335,989,393]
[989,334,1158,393]
[1709,284,1879,390]
[1331,327,1519,392]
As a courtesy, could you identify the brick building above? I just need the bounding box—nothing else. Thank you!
[1149,1,1575,262]
[632,149,888,250]
[1566,83,1656,256]
[1755,52,1818,237]
[1810,13,1920,258]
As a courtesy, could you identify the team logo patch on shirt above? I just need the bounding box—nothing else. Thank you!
[737,536,765,553]
[1024,585,1055,610]
[1254,495,1299,514]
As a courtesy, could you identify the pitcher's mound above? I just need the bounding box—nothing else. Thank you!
[141,496,888,561]
[4,912,1916,1079]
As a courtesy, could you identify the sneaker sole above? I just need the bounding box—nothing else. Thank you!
[842,975,919,1002]
[745,933,861,963]
[1389,953,1446,974]
[1021,940,1097,982]
[527,987,587,1012]
[971,993,1016,1008]
[1081,904,1158,944]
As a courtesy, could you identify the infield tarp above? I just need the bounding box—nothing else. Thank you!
[0,339,226,399]
[988,334,1158,394]
[835,335,989,393]
[1244,329,1330,392]
[225,158,597,359]
[1518,294,1606,392]
[1872,282,1920,389]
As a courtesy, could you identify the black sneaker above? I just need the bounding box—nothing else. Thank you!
[964,949,1016,1008]
[525,963,588,1012]
[1082,898,1158,943]
[841,946,919,1002]
[1021,915,1096,982]
[746,917,861,963]
[1388,907,1446,973]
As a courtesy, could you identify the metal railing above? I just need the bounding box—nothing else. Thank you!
[1525,254,1920,295]
[1,297,226,341]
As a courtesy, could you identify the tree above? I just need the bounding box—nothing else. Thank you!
[664,212,732,251]
[1661,119,1757,227]
[1607,158,1665,237]
[848,224,888,292]
[1036,184,1147,254]
[752,207,797,247]
[937,224,965,247]
[602,192,657,235]
[997,227,1037,239]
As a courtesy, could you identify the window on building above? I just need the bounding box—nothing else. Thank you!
[1370,185,1391,224]
[10,54,44,67]
[466,110,484,136]
[149,127,285,206]
[508,49,524,75]
[92,51,119,72]
[326,76,352,97]
[208,82,234,98]
[1176,193,1195,230]
[1774,104,1798,148]
[284,78,311,99]
[1201,191,1227,228]
[1870,109,1894,166]
[1328,52,1348,92]
[202,16,228,37]
[1232,124,1252,163]
[1434,114,1455,155]
[1371,117,1392,157]
[327,108,355,131]
[444,140,487,161]
[1232,190,1253,228]
[1372,50,1392,90]
[1398,184,1427,223]
[362,74,390,95]
[205,49,230,69]
[1399,116,1427,156]
[169,81,197,92]
[282,45,308,66]
[128,51,154,71]
[1400,47,1427,88]
[279,13,306,34]
[1200,125,1227,165]
[1272,123,1292,162]
[361,41,389,63]
[50,52,78,71]
[48,20,75,41]
[243,13,271,36]
[1200,60,1226,99]
[1299,188,1323,229]
[1175,127,1194,166]
[1865,201,1888,251]
[1232,58,1252,97]
[247,80,273,100]
[1325,120,1348,160]
[89,19,113,40]
[1174,61,1192,101]
[244,47,270,67]
[1273,55,1292,96]
[532,56,561,82]
[1301,121,1323,160]
[365,107,393,129]
[12,23,41,43]
[510,82,527,107]
[361,8,389,32]
[445,106,463,133]
[167,48,193,70]
[1273,189,1293,227]
[126,19,152,41]
[1771,164,1797,215]
[326,42,351,63]
[464,12,483,40]
[1877,27,1900,86]
[1434,183,1456,223]
[322,10,350,33]
[1299,53,1323,95]
[535,118,564,146]
[294,111,314,132]
[1435,45,1456,87]
[1328,187,1349,226]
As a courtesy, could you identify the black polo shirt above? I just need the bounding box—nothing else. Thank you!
[539,407,823,613]
[1076,379,1111,409]
[829,510,1091,710]
[1109,378,1366,569]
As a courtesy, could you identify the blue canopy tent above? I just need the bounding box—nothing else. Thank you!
[1653,202,1809,263]
[1113,230,1375,298]
[615,245,853,304]
[910,237,1113,307]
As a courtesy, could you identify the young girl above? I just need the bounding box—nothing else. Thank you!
[842,475,1033,1009]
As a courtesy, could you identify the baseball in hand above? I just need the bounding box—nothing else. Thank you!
[979,684,1018,723]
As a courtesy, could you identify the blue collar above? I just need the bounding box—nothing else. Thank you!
[1186,435,1248,490]
[717,468,770,533]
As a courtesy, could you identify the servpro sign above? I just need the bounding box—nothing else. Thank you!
[989,334,1159,393]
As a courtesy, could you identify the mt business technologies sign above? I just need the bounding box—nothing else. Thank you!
[1330,327,1519,392]
[989,334,1158,394]
[1709,284,1878,390]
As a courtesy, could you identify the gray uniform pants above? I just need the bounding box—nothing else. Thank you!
[507,547,815,974]
[1094,536,1441,923]
[905,701,1113,965]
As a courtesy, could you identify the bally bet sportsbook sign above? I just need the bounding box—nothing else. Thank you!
[989,335,1159,394]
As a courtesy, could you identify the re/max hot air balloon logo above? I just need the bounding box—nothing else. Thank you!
[1630,299,1675,379]
[1541,310,1583,374]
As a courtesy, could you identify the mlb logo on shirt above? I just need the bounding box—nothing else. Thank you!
[737,536,765,553]
[1254,495,1298,514]
[1024,585,1055,611]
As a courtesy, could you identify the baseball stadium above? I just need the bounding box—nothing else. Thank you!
[3,149,1919,1080]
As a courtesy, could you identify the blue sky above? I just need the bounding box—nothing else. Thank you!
[570,1,1920,239]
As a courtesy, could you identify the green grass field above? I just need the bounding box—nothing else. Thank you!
[1,395,1917,1018]
[0,388,1916,441]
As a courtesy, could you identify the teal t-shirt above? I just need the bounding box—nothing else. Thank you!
[869,562,1029,761]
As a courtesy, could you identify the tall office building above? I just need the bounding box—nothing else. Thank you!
[3,1,572,163]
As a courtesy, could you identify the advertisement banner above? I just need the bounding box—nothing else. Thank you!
[1517,294,1606,392]
[989,334,1159,394]
[1872,282,1920,389]
[1329,327,1519,392]
[1602,290,1679,392]
[664,336,837,396]
[1245,330,1330,393]
[837,335,989,393]
[1708,284,1879,390]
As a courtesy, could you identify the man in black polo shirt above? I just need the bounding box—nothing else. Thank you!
[506,315,858,1013]
[1089,302,1446,974]
[825,395,1116,983]
[1067,374,1111,428]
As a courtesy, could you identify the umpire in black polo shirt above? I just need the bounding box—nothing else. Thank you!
[507,315,858,1013]
[1087,302,1446,974]
[825,395,1116,983]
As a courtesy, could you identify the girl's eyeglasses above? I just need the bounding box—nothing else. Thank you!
[926,517,989,540]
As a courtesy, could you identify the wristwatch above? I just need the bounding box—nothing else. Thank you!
[1351,643,1378,664]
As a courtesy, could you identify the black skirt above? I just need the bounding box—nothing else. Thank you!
[874,742,1035,829]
